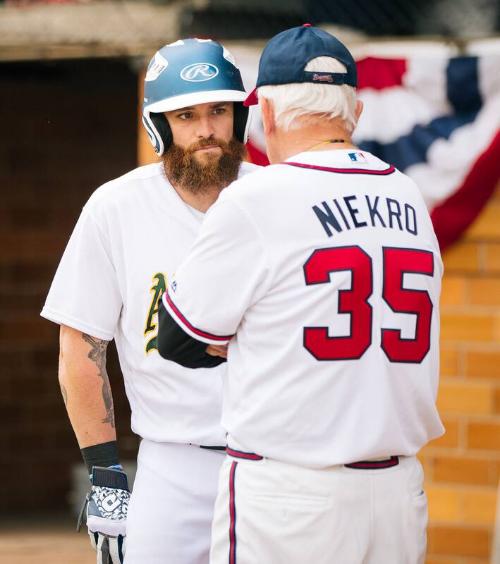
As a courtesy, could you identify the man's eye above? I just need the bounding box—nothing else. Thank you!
[178,112,193,120]
[213,107,226,115]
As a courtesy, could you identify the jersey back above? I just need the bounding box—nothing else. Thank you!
[165,150,444,467]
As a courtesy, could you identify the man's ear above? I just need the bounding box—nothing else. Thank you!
[355,99,364,122]
[260,97,275,136]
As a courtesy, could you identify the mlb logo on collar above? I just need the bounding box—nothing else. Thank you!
[348,151,367,163]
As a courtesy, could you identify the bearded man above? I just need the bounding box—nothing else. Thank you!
[41,38,258,564]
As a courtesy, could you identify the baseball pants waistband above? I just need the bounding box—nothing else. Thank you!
[226,447,399,469]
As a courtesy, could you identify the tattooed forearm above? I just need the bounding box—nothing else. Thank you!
[60,383,68,407]
[82,333,115,428]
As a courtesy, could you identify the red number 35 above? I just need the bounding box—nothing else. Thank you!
[303,246,435,364]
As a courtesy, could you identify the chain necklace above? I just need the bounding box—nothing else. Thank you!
[307,138,347,151]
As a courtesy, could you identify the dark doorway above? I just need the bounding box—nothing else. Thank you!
[0,57,138,515]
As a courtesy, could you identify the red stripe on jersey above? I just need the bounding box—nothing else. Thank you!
[229,461,238,564]
[284,162,396,175]
[164,291,232,343]
[226,448,264,461]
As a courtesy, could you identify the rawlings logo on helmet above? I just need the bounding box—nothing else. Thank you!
[180,63,219,82]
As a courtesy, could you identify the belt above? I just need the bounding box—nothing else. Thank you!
[226,447,399,469]
[345,456,399,469]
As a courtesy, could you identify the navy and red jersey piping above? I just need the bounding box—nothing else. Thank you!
[284,162,396,175]
[164,291,233,343]
[229,461,237,564]
[226,447,264,461]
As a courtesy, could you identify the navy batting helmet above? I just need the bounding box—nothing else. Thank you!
[142,38,249,156]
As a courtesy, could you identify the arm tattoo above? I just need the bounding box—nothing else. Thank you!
[82,334,115,428]
[60,383,68,407]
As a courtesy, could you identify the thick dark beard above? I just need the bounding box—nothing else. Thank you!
[162,137,245,194]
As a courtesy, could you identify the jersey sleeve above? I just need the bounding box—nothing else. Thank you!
[40,206,122,340]
[162,194,269,346]
[157,298,227,368]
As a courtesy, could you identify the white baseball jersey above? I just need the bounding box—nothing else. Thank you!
[41,161,258,446]
[164,149,445,468]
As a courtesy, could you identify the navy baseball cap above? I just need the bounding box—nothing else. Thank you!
[245,24,357,106]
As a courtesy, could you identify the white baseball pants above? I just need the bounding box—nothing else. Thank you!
[125,440,225,564]
[210,452,427,564]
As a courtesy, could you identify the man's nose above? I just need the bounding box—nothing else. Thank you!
[196,116,216,138]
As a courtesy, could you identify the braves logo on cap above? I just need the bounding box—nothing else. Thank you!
[312,73,334,83]
[180,63,219,82]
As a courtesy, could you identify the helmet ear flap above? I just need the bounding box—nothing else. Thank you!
[142,113,165,156]
[233,103,250,144]
[150,113,173,155]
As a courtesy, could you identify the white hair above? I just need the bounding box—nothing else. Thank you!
[258,57,358,133]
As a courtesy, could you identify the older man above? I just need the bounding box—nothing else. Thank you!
[159,25,443,564]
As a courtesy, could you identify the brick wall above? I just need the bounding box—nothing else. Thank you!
[422,184,500,563]
[0,59,139,514]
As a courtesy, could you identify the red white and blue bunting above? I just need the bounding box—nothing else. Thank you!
[235,41,500,250]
